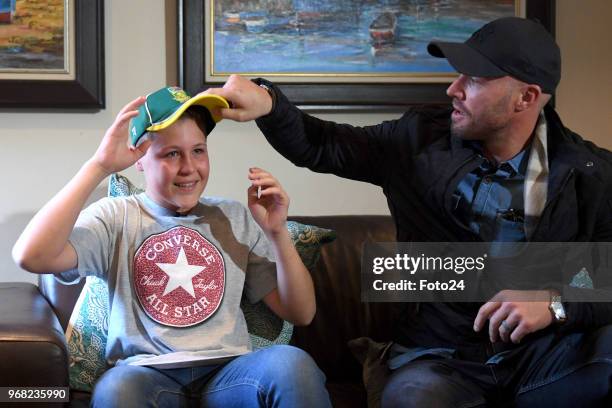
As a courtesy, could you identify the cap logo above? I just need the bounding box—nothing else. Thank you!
[133,226,225,327]
[168,87,190,103]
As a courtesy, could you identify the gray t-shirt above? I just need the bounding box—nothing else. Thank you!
[59,193,277,368]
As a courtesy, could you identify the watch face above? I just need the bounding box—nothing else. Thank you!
[550,301,566,321]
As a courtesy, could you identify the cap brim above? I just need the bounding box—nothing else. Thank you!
[427,41,507,78]
[146,93,229,133]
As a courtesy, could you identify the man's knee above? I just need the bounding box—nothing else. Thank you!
[381,361,484,408]
[381,365,444,408]
[382,380,440,408]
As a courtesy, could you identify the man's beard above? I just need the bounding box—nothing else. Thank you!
[450,97,512,140]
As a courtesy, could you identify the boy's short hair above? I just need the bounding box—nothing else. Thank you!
[184,105,213,137]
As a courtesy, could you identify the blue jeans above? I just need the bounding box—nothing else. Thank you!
[91,345,331,408]
[382,325,612,407]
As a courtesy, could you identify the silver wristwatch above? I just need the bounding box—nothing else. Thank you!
[257,82,276,114]
[549,295,566,324]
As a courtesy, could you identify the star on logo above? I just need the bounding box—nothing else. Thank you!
[156,247,206,298]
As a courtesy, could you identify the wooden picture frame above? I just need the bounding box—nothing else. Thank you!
[0,0,105,110]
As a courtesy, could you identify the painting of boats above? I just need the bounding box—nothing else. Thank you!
[209,0,518,79]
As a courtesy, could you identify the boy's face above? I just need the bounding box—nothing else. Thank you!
[137,117,209,214]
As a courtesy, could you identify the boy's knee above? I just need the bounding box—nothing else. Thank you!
[91,366,160,408]
[92,374,137,407]
[262,345,320,374]
[258,345,326,388]
[262,345,331,406]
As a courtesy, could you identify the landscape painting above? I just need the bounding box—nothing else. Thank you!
[0,0,66,72]
[209,0,519,81]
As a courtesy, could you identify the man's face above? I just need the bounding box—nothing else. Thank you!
[447,75,517,140]
[137,117,209,214]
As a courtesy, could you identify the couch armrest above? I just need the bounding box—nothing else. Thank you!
[0,282,69,387]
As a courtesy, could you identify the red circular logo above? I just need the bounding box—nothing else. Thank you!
[133,226,225,327]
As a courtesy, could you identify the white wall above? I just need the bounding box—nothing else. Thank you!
[555,0,612,146]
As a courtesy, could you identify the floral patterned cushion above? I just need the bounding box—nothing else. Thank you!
[65,174,336,391]
[66,276,109,391]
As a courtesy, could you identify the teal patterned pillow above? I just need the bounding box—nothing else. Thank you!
[66,276,109,391]
[65,173,336,391]
[243,220,336,349]
[107,172,141,196]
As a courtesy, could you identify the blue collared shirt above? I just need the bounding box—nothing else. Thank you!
[454,145,530,244]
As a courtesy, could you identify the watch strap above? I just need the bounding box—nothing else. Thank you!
[252,78,276,116]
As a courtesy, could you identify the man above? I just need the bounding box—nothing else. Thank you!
[207,17,612,407]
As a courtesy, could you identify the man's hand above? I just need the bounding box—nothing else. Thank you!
[473,290,554,344]
[205,74,273,122]
[92,96,151,176]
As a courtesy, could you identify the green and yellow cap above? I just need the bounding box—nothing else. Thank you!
[129,86,229,146]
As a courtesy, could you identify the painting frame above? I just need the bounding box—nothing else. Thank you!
[179,0,554,111]
[0,0,105,110]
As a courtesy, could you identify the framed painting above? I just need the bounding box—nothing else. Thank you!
[0,0,104,109]
[179,0,554,111]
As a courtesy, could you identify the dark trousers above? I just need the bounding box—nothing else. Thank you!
[382,325,612,407]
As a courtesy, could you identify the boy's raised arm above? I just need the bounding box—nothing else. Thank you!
[247,167,316,326]
[12,97,150,274]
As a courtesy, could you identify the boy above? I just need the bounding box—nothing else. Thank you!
[12,87,331,407]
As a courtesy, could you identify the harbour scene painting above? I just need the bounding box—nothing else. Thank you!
[210,0,518,79]
[0,0,65,71]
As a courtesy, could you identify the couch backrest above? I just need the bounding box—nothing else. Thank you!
[39,215,398,382]
[289,215,398,382]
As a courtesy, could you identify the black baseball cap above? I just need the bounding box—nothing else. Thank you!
[428,17,561,94]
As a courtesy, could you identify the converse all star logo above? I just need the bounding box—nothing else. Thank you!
[133,226,225,327]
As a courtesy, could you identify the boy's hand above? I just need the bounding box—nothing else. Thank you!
[92,96,152,176]
[205,75,273,122]
[247,167,289,237]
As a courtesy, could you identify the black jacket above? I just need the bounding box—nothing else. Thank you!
[256,81,612,350]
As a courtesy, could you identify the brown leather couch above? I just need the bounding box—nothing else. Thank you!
[0,215,396,407]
